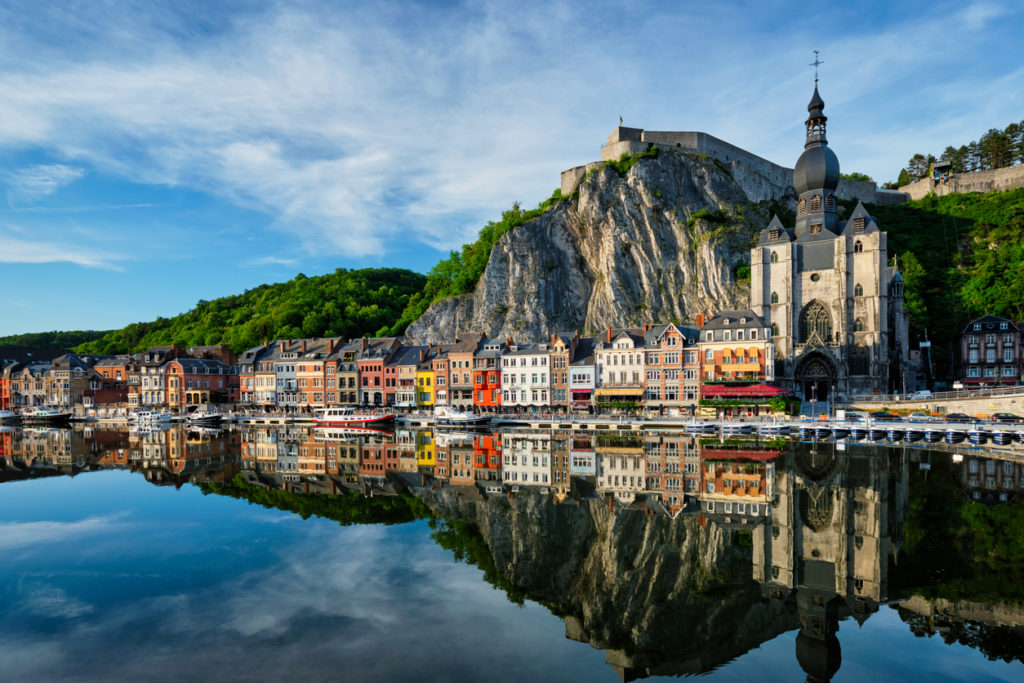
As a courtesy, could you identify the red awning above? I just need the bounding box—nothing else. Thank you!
[700,384,788,398]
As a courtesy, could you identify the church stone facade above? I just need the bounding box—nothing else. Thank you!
[751,85,909,401]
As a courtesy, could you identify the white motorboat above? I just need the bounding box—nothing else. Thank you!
[313,406,395,426]
[187,405,223,425]
[130,410,174,424]
[433,406,490,427]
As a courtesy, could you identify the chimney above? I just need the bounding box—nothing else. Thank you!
[361,337,369,351]
[606,326,612,343]
[643,323,650,333]
[418,348,425,362]
[696,313,705,328]
[505,337,513,348]
[301,340,307,354]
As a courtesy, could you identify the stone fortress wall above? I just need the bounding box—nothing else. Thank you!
[899,164,1024,201]
[561,126,909,206]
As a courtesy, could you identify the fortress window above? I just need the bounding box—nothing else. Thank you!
[853,217,866,233]
[797,198,806,216]
[825,195,836,210]
[854,283,863,297]
[770,251,778,263]
[769,229,780,240]
[771,291,779,304]
[855,317,865,332]
[854,240,863,253]
[810,224,822,234]
[810,195,822,212]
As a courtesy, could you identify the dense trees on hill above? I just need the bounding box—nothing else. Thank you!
[0,330,109,350]
[74,268,426,355]
[840,187,1024,374]
[896,120,1024,185]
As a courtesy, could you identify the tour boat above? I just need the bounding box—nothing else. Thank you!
[313,406,395,427]
[433,406,491,427]
[0,409,21,423]
[314,425,393,440]
[21,407,72,423]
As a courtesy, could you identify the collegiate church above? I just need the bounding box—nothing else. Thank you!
[750,83,909,401]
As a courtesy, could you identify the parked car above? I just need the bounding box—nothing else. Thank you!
[907,412,933,423]
[909,390,933,400]
[990,412,1024,423]
[870,411,899,421]
[943,413,972,423]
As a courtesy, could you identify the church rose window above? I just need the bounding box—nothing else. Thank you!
[800,301,832,343]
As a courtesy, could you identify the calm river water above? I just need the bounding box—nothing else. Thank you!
[1,424,1022,681]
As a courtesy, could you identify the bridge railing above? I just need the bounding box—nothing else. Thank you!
[847,384,1024,403]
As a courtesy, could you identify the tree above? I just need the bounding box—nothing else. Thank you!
[905,153,931,180]
[840,172,874,182]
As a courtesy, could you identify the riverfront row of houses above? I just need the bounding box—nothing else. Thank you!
[235,312,782,416]
[0,311,783,415]
[4,311,1023,414]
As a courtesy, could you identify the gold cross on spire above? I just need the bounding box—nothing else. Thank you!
[809,50,824,83]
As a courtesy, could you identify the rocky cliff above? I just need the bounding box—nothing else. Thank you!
[406,148,777,343]
[413,484,796,675]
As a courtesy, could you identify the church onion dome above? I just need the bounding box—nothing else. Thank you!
[794,85,839,196]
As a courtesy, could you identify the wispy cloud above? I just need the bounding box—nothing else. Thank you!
[0,513,130,551]
[0,233,125,269]
[245,255,299,267]
[4,163,85,204]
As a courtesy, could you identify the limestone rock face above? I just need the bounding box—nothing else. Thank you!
[405,149,770,343]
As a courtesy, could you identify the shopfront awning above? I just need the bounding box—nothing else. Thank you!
[700,384,788,398]
[595,387,643,396]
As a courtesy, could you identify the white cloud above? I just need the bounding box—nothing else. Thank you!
[4,163,85,204]
[19,584,95,619]
[0,233,125,269]
[0,513,130,550]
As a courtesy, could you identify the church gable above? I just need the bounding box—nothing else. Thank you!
[840,200,879,236]
[760,215,794,243]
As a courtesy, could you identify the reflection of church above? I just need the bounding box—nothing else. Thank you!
[751,83,909,401]
[753,443,909,682]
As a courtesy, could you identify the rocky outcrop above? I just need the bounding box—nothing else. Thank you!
[406,149,772,343]
[413,485,796,674]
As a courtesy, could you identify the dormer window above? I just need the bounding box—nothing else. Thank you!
[974,323,981,331]
[705,331,712,341]
[751,329,758,340]
[769,229,780,240]
[853,217,866,233]
[1000,322,1008,330]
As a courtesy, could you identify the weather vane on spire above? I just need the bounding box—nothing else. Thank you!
[809,50,824,83]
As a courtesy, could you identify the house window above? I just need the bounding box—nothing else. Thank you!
[1001,322,1009,330]
[751,329,758,340]
[706,331,712,341]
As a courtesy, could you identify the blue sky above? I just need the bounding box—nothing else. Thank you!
[1,0,1022,337]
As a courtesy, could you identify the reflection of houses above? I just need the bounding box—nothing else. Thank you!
[643,433,691,514]
[698,447,775,522]
[569,433,596,476]
[501,430,552,488]
[473,433,502,482]
[595,434,646,504]
[960,454,1022,504]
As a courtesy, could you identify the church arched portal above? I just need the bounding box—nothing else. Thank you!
[796,353,836,402]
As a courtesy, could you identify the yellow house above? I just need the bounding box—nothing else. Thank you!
[415,429,435,468]
[416,367,435,407]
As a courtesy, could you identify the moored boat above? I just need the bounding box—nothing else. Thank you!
[188,405,224,425]
[21,407,72,424]
[0,409,21,423]
[433,406,491,427]
[313,406,395,427]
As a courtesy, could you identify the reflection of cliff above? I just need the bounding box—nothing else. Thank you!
[414,441,911,681]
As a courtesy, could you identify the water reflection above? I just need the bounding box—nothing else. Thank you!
[1,424,1022,680]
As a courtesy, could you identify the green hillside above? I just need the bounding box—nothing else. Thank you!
[0,329,110,350]
[74,268,426,355]
[840,187,1024,374]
